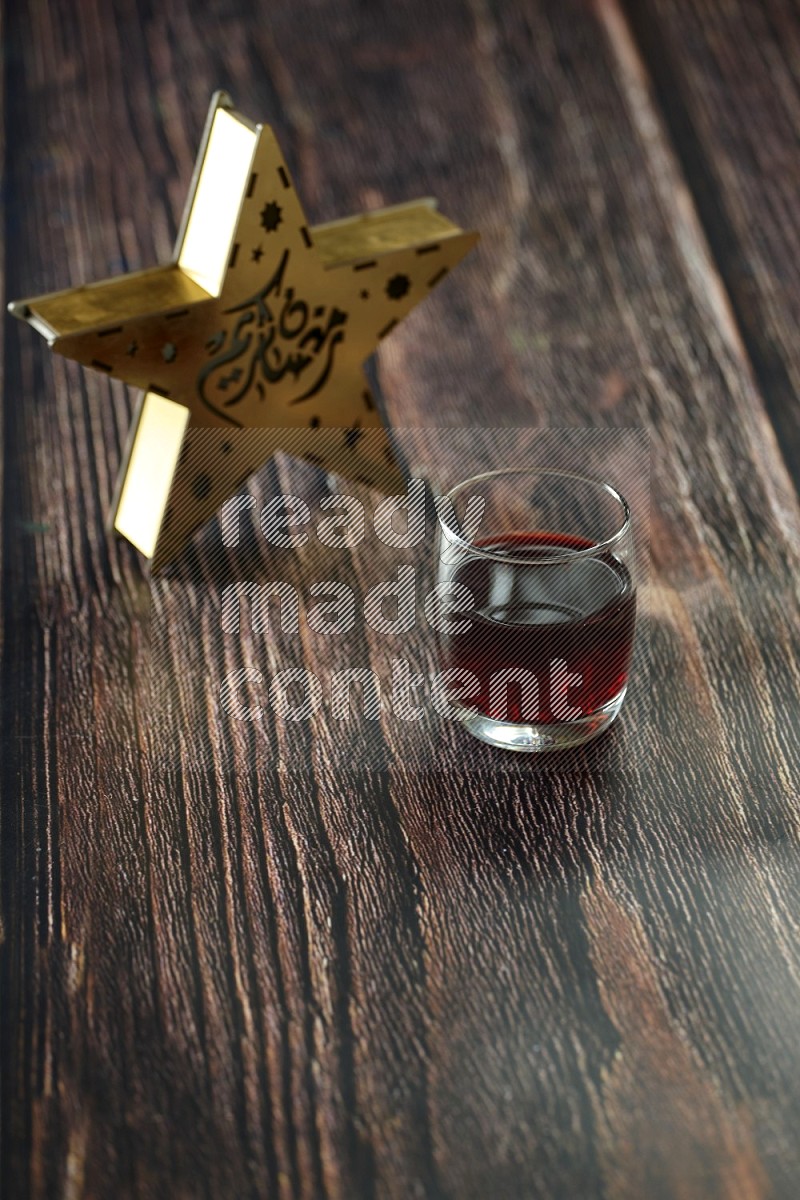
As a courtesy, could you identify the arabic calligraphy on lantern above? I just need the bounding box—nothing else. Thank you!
[198,249,349,423]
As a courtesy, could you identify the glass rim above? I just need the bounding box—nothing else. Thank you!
[437,467,632,565]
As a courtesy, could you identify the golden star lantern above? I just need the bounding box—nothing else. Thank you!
[9,91,478,569]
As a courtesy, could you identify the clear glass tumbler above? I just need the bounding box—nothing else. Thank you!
[434,468,636,751]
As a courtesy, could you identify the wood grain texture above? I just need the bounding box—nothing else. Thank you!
[621,0,800,486]
[1,0,799,1198]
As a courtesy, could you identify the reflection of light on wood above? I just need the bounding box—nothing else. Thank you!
[177,109,257,297]
[114,392,189,557]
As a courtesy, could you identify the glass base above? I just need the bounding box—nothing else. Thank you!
[457,687,627,753]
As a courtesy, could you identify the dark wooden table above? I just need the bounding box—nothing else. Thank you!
[3,1,800,1196]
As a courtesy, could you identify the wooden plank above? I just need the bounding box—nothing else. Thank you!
[1,1,799,1198]
[619,0,800,486]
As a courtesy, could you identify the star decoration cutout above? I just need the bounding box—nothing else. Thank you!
[260,200,283,232]
[9,91,478,569]
[386,273,411,300]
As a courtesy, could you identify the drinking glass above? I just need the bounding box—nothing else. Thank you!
[434,468,636,751]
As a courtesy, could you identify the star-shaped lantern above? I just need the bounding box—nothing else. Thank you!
[9,92,478,568]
